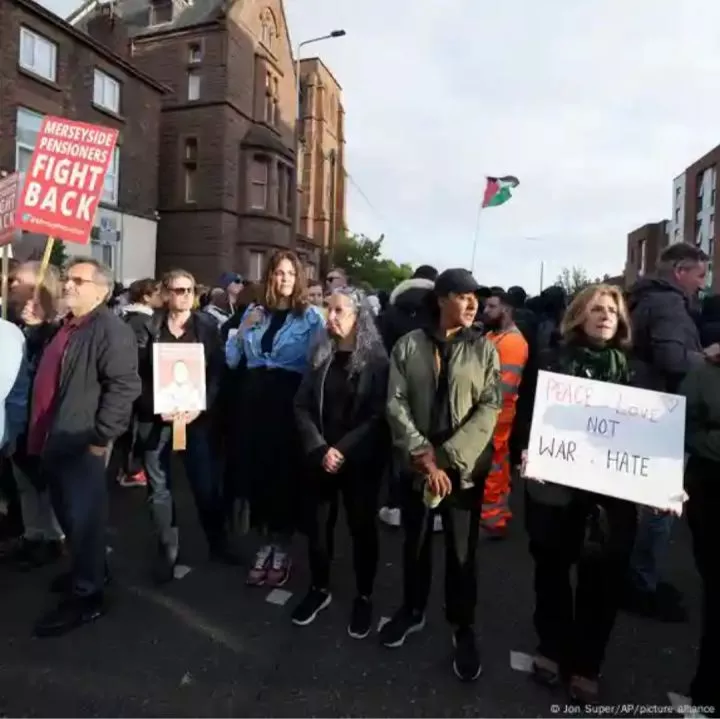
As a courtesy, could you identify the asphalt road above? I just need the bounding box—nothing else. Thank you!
[0,477,701,717]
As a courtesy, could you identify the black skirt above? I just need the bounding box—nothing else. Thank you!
[234,367,303,534]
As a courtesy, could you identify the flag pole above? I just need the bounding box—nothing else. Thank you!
[471,200,483,276]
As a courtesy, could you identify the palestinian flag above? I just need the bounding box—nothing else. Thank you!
[482,175,519,208]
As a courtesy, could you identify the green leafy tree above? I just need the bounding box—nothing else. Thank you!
[556,266,593,295]
[49,240,68,269]
[332,232,413,291]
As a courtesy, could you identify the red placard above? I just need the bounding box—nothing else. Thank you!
[0,173,19,247]
[15,116,118,245]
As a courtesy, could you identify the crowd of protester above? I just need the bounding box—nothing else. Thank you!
[0,241,717,712]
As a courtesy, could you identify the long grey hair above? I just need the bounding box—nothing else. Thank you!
[310,286,387,375]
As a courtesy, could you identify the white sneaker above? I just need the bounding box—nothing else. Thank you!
[379,506,401,527]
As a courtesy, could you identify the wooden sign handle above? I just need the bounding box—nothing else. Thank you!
[172,418,186,451]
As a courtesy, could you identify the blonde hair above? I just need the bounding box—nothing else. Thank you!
[16,261,62,320]
[560,284,632,349]
[161,269,196,290]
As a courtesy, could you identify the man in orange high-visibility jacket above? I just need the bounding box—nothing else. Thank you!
[480,290,528,536]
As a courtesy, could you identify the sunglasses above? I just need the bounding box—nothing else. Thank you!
[169,286,194,296]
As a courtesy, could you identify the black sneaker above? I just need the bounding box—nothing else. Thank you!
[452,626,482,681]
[379,607,426,648]
[291,588,332,626]
[15,539,64,571]
[34,592,107,638]
[620,580,687,623]
[348,596,373,639]
[50,570,111,594]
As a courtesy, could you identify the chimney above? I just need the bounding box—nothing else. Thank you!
[85,2,130,58]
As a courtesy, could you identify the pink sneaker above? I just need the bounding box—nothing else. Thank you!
[266,548,291,587]
[247,545,273,586]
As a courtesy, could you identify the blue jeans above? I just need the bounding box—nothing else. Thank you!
[137,420,224,552]
[629,506,673,593]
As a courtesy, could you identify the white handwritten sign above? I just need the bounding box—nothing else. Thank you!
[526,370,686,512]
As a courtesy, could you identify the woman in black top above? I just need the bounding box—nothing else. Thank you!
[293,287,390,639]
[519,284,640,703]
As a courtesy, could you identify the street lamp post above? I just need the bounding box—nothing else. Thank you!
[292,29,346,255]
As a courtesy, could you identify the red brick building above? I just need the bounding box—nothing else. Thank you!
[71,0,345,284]
[624,220,669,287]
[0,0,165,281]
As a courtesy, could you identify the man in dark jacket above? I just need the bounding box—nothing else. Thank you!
[624,243,719,622]
[135,269,232,584]
[377,266,437,528]
[30,259,140,637]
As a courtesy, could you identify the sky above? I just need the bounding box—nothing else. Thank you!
[39,0,720,291]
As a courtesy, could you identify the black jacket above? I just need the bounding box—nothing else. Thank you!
[43,304,141,461]
[135,310,223,421]
[294,350,390,468]
[378,278,435,352]
[628,277,703,392]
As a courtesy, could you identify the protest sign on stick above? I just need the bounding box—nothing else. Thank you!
[0,172,20,319]
[14,116,119,283]
[525,370,686,512]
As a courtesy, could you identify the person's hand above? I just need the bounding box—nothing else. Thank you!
[704,343,720,360]
[411,447,438,476]
[161,413,178,423]
[88,444,106,458]
[519,450,528,478]
[182,411,201,424]
[322,447,345,474]
[426,468,452,498]
[241,306,264,331]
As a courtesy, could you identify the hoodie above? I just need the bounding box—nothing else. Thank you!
[628,277,703,392]
[378,278,435,352]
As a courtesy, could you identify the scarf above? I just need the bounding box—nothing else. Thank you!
[559,341,629,385]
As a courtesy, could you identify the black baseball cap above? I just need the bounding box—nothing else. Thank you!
[434,268,480,297]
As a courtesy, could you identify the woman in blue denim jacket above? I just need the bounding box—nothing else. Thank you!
[226,250,324,587]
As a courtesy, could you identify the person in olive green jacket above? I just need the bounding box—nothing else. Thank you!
[380,268,501,683]
[679,355,720,715]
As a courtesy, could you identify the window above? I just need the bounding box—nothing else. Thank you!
[15,107,44,173]
[187,70,201,101]
[102,146,120,205]
[675,207,680,222]
[149,0,173,25]
[264,73,278,126]
[249,251,264,282]
[19,28,57,82]
[184,167,196,203]
[639,239,647,275]
[249,157,268,209]
[286,166,293,216]
[712,189,717,207]
[93,70,120,114]
[306,264,316,280]
[183,138,197,203]
[711,213,716,238]
[188,43,202,64]
[184,137,198,162]
[710,237,715,260]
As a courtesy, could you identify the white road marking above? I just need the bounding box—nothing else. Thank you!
[265,589,292,606]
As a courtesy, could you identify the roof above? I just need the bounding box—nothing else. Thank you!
[68,0,223,38]
[16,0,167,92]
[299,56,342,92]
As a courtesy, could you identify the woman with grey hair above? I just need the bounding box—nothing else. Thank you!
[293,287,390,638]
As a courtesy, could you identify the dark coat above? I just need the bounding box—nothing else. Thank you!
[42,304,141,461]
[377,278,435,353]
[294,350,390,469]
[628,277,703,392]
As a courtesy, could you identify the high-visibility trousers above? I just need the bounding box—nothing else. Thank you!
[481,421,513,529]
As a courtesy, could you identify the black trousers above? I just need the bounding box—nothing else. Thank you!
[302,465,382,597]
[525,489,637,678]
[47,451,108,597]
[686,455,720,714]
[401,477,483,628]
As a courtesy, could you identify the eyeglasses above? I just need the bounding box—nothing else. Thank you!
[65,275,96,287]
[169,286,194,296]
